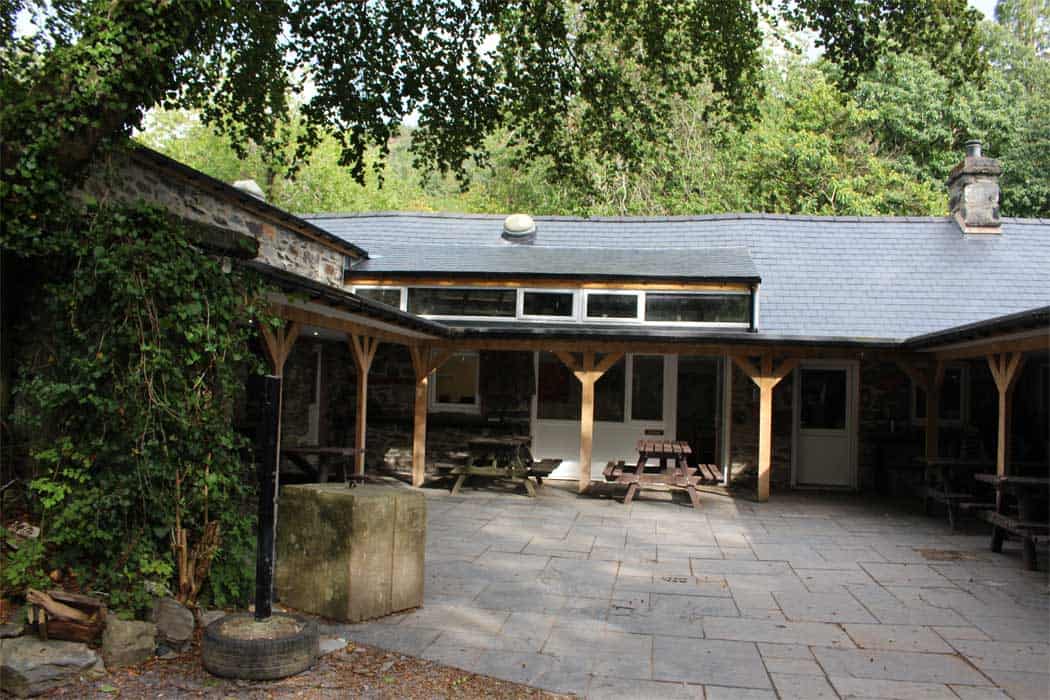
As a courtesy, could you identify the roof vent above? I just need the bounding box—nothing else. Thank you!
[502,213,536,243]
[232,179,266,201]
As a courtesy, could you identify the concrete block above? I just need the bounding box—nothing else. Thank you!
[275,483,425,622]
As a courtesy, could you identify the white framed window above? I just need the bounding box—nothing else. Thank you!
[430,352,481,413]
[517,288,578,321]
[407,287,516,319]
[583,290,641,322]
[642,291,750,326]
[912,364,968,425]
[352,286,406,310]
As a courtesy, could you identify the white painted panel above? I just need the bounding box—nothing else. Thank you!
[531,354,677,482]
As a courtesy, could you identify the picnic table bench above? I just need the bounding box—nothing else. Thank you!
[436,436,560,497]
[281,446,358,483]
[604,440,703,508]
[974,473,1049,571]
[913,457,995,530]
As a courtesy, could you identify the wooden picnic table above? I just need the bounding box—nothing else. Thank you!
[438,436,560,497]
[281,446,358,484]
[913,457,995,530]
[603,440,702,508]
[973,472,1049,571]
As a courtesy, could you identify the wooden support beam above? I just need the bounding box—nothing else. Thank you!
[556,352,624,492]
[731,353,798,502]
[348,333,380,475]
[925,362,945,460]
[258,321,300,376]
[986,352,1026,477]
[408,345,453,487]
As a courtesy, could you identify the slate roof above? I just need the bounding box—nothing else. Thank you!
[351,243,759,282]
[304,212,1050,342]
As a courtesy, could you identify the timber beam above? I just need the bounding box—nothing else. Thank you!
[259,321,300,376]
[348,333,381,475]
[896,359,945,459]
[557,352,624,493]
[732,353,798,502]
[408,345,454,487]
[986,352,1026,477]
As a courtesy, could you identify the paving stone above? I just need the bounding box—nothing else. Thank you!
[813,648,991,685]
[842,624,954,653]
[950,640,1050,674]
[344,624,442,656]
[704,616,854,647]
[771,672,838,699]
[587,678,700,699]
[418,641,484,670]
[762,657,823,675]
[607,607,705,639]
[614,574,731,597]
[398,603,509,633]
[649,592,739,619]
[703,687,776,700]
[757,643,814,660]
[932,625,989,640]
[773,591,878,624]
[795,567,875,592]
[690,560,794,576]
[827,675,958,699]
[949,686,1013,700]
[652,637,771,688]
[531,661,592,696]
[724,574,809,594]
[979,671,1049,700]
[860,562,952,587]
[473,650,558,686]
[967,615,1050,642]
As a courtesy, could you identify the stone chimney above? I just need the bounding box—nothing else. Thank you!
[947,140,1001,234]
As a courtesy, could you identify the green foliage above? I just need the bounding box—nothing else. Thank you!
[0,527,50,598]
[13,204,269,614]
[995,0,1050,54]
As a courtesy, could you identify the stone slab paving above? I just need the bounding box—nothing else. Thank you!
[317,485,1049,699]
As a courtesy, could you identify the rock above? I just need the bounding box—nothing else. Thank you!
[0,637,104,697]
[101,619,155,669]
[154,644,178,660]
[319,637,347,655]
[199,609,225,629]
[150,597,194,651]
[0,623,24,639]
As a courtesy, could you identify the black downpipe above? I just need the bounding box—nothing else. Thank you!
[254,374,281,620]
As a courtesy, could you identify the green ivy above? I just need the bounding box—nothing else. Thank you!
[12,204,271,614]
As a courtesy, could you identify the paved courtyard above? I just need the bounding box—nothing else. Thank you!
[319,484,1049,699]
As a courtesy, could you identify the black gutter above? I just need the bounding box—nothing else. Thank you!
[344,271,761,285]
[904,306,1050,350]
[243,261,451,338]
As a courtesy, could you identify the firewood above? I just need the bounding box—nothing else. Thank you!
[26,589,92,623]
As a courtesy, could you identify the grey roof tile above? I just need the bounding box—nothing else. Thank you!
[304,212,1050,342]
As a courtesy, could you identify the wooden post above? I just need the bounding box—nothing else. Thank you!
[258,321,300,377]
[348,334,380,475]
[732,354,797,502]
[556,351,623,493]
[925,362,944,460]
[986,352,1025,477]
[409,345,453,487]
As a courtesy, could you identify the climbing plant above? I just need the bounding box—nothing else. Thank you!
[12,204,273,613]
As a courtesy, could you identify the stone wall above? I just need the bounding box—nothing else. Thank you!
[727,363,793,491]
[82,150,350,288]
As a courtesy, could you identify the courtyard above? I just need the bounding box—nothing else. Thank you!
[318,484,1049,700]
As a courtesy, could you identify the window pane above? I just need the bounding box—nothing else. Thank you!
[537,352,580,419]
[434,354,478,406]
[632,356,664,421]
[595,357,625,422]
[355,288,401,307]
[644,293,749,323]
[586,294,638,319]
[799,368,847,430]
[408,288,516,317]
[523,291,574,317]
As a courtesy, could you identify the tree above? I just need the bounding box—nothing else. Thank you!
[2,1,986,256]
[995,0,1050,54]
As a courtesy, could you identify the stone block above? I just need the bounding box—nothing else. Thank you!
[151,597,194,651]
[101,618,156,669]
[0,637,104,697]
[275,483,425,622]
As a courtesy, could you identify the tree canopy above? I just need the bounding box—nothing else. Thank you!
[2,0,986,256]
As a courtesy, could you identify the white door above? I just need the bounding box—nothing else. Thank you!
[793,361,858,488]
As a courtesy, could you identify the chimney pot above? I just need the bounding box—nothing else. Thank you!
[965,139,982,158]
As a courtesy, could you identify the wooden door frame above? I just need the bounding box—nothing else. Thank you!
[791,359,860,490]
